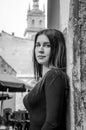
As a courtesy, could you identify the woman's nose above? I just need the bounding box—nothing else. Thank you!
[39,44,44,50]
[39,45,44,52]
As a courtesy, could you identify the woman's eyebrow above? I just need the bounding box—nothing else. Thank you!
[36,41,50,44]
[43,42,50,44]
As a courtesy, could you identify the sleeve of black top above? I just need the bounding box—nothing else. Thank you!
[41,71,65,130]
[23,93,29,111]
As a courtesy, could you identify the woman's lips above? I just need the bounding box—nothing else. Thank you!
[37,55,46,59]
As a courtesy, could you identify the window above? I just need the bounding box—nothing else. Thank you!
[39,20,42,25]
[32,19,35,24]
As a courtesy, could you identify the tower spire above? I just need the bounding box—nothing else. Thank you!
[33,0,39,10]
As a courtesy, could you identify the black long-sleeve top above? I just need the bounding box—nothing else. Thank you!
[23,68,69,130]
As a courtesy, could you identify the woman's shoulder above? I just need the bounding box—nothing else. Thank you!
[43,67,69,90]
[40,67,67,86]
[45,67,67,79]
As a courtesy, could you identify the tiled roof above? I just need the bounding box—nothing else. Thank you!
[0,31,34,76]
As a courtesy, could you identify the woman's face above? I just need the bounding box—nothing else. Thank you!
[35,34,51,66]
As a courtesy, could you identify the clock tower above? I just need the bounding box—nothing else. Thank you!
[24,0,45,40]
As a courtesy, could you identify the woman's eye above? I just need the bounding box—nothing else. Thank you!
[35,42,51,48]
[43,44,51,47]
[35,42,40,47]
[45,44,51,47]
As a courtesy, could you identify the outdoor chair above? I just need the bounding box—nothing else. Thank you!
[3,108,12,126]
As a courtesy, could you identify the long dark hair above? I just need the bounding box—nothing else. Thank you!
[33,29,67,80]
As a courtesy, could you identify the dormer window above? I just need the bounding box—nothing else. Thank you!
[32,19,35,24]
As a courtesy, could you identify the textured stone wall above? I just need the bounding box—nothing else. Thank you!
[68,0,86,130]
[79,0,86,130]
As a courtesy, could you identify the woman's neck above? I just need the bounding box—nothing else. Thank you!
[42,65,51,76]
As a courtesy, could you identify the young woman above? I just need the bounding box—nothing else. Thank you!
[23,29,69,130]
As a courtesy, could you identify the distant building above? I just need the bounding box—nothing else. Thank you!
[0,31,34,77]
[24,0,45,39]
[0,55,16,75]
[0,0,45,77]
[0,56,17,113]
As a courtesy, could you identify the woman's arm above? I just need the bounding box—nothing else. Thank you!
[42,71,65,130]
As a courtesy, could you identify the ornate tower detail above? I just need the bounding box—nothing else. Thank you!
[24,0,45,39]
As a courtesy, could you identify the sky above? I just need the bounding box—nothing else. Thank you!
[0,0,47,38]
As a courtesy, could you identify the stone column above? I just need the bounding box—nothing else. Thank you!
[47,0,60,29]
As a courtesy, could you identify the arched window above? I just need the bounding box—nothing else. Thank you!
[39,20,42,25]
[32,19,35,24]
